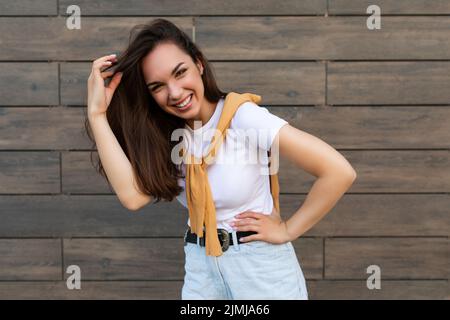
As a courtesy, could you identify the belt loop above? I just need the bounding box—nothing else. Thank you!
[196,234,200,246]
[231,230,240,251]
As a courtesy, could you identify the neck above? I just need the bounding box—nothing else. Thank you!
[186,98,217,130]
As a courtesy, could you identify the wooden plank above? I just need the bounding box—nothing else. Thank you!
[0,0,57,15]
[328,62,450,105]
[62,151,112,194]
[197,17,450,60]
[0,194,448,237]
[0,152,60,193]
[325,238,448,279]
[291,238,323,279]
[0,63,58,105]
[0,239,61,280]
[60,63,91,106]
[329,0,450,14]
[59,0,326,15]
[281,194,450,237]
[308,280,449,300]
[0,107,90,149]
[64,239,185,280]
[0,17,192,60]
[214,62,325,105]
[0,281,182,299]
[268,106,450,149]
[2,105,448,151]
[63,238,322,280]
[60,62,325,106]
[64,149,450,194]
[0,195,189,237]
[280,150,450,193]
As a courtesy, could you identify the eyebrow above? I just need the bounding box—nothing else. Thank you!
[146,62,185,87]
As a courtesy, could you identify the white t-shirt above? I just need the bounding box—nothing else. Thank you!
[176,97,289,232]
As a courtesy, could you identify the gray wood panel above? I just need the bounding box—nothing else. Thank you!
[329,0,450,14]
[0,239,61,280]
[58,0,326,15]
[63,238,323,280]
[62,151,112,194]
[308,280,449,300]
[0,63,58,105]
[60,62,325,105]
[0,18,192,61]
[1,106,449,150]
[0,195,189,237]
[268,106,450,149]
[0,194,447,238]
[328,62,450,105]
[0,0,57,15]
[0,280,447,300]
[0,107,90,149]
[325,238,448,279]
[280,150,450,193]
[0,281,182,299]
[0,152,60,193]
[282,194,450,237]
[196,17,450,60]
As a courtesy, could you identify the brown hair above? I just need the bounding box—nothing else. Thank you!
[84,18,228,203]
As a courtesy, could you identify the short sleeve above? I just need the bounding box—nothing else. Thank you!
[231,101,289,151]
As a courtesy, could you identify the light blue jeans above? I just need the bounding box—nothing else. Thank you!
[181,230,308,300]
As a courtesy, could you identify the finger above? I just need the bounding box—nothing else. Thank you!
[236,212,262,220]
[100,70,114,79]
[106,72,123,92]
[235,218,260,227]
[239,234,261,243]
[93,54,117,65]
[235,224,259,232]
[92,61,115,76]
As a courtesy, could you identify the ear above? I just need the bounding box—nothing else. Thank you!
[196,59,204,75]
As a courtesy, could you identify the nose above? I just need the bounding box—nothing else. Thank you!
[167,84,183,104]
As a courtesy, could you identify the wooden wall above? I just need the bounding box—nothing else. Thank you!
[0,0,448,299]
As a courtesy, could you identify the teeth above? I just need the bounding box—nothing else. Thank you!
[175,95,191,108]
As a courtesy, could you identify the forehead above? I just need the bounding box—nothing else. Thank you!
[142,42,190,81]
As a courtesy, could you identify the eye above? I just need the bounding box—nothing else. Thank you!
[176,68,187,76]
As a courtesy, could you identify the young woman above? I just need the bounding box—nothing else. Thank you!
[85,19,357,300]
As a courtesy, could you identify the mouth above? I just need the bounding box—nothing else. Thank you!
[172,94,193,111]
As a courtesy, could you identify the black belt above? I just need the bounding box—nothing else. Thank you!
[184,227,257,252]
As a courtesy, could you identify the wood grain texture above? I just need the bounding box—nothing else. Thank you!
[0,18,192,61]
[0,63,58,105]
[325,238,448,279]
[0,194,447,238]
[0,0,57,15]
[328,0,450,14]
[0,152,60,193]
[308,280,449,300]
[328,62,450,105]
[280,150,450,193]
[0,239,61,280]
[58,0,326,15]
[197,17,450,60]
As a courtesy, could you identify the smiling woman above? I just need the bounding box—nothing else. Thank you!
[84,18,356,301]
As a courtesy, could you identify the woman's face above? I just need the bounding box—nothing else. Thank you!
[142,42,204,120]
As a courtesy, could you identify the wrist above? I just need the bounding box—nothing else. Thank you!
[88,111,107,123]
[284,220,297,242]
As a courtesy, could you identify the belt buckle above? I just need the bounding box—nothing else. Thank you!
[217,229,230,252]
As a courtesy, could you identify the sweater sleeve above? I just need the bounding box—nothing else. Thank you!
[231,101,289,151]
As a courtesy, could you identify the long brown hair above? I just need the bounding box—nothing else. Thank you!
[84,18,228,203]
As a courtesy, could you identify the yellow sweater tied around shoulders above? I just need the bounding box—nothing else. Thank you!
[181,92,280,257]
